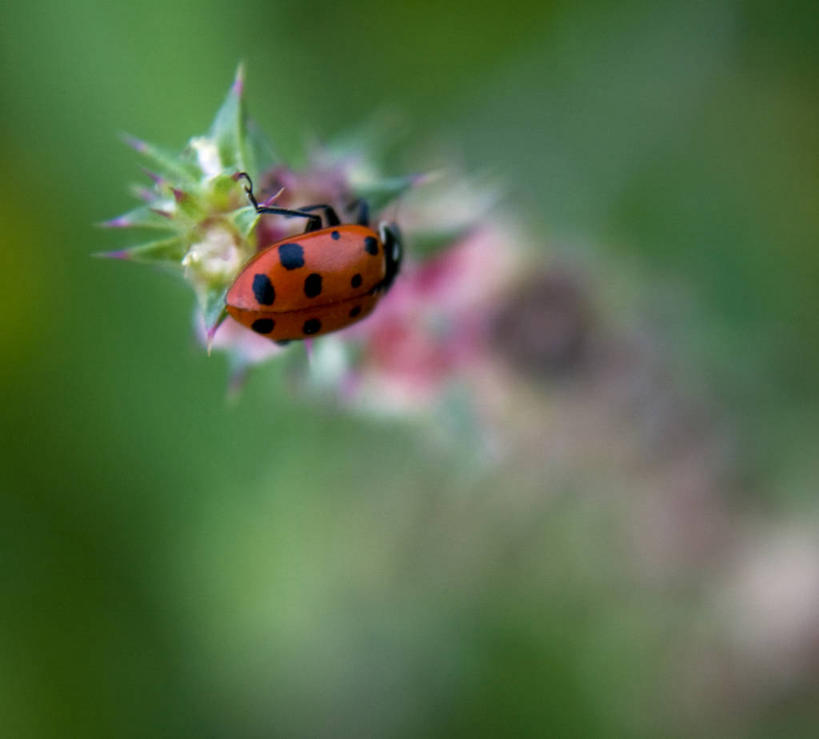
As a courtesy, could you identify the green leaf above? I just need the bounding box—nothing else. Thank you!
[95,236,186,266]
[201,284,229,339]
[247,118,278,174]
[121,134,199,184]
[170,187,202,219]
[99,205,179,231]
[208,63,249,173]
[207,172,242,205]
[228,206,260,239]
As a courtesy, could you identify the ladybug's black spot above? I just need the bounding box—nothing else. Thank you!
[303,318,321,335]
[274,340,291,347]
[331,230,341,240]
[304,273,323,298]
[351,273,362,289]
[251,318,275,334]
[349,305,362,318]
[278,242,305,270]
[252,274,276,305]
[364,236,379,255]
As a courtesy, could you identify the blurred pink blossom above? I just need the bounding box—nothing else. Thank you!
[210,159,527,422]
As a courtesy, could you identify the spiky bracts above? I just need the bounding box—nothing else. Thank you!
[100,65,428,344]
[98,66,271,341]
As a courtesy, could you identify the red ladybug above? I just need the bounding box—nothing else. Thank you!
[226,173,402,342]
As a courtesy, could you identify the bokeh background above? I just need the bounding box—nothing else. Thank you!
[2,1,818,736]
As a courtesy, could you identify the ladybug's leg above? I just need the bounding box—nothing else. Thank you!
[236,172,322,232]
[346,199,370,227]
[297,204,341,227]
[379,223,403,292]
[254,205,323,232]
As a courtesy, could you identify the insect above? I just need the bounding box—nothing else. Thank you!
[226,173,403,342]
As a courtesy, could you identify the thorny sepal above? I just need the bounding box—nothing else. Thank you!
[95,236,186,266]
[208,63,252,174]
[120,134,200,185]
[102,64,262,339]
[100,204,180,231]
[202,286,230,348]
[246,119,279,175]
[228,206,261,239]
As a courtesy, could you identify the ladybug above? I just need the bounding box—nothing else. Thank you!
[226,172,402,342]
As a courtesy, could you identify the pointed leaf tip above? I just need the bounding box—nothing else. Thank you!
[98,216,131,229]
[121,133,147,152]
[209,67,250,172]
[101,205,179,231]
[92,249,131,260]
[100,236,186,265]
[202,286,229,340]
[129,184,155,202]
[141,167,165,184]
[123,137,199,184]
[260,186,285,207]
[232,62,245,97]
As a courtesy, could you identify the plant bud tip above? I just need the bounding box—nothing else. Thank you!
[261,186,286,206]
[92,249,129,260]
[140,168,164,184]
[98,217,129,228]
[121,133,147,152]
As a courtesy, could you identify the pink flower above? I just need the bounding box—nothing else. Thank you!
[206,154,528,426]
[339,221,525,414]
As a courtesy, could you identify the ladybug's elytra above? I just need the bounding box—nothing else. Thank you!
[226,173,402,342]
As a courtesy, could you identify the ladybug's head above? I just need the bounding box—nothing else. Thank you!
[379,222,403,293]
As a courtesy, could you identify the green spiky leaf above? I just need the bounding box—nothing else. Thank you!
[247,118,279,174]
[202,284,229,336]
[208,64,250,173]
[207,172,245,211]
[121,134,199,184]
[98,236,187,266]
[228,206,260,238]
[170,187,202,219]
[101,205,179,231]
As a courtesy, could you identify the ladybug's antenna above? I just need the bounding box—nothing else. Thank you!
[234,171,259,209]
[235,171,322,231]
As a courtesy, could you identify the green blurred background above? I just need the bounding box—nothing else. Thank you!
[2,1,818,736]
